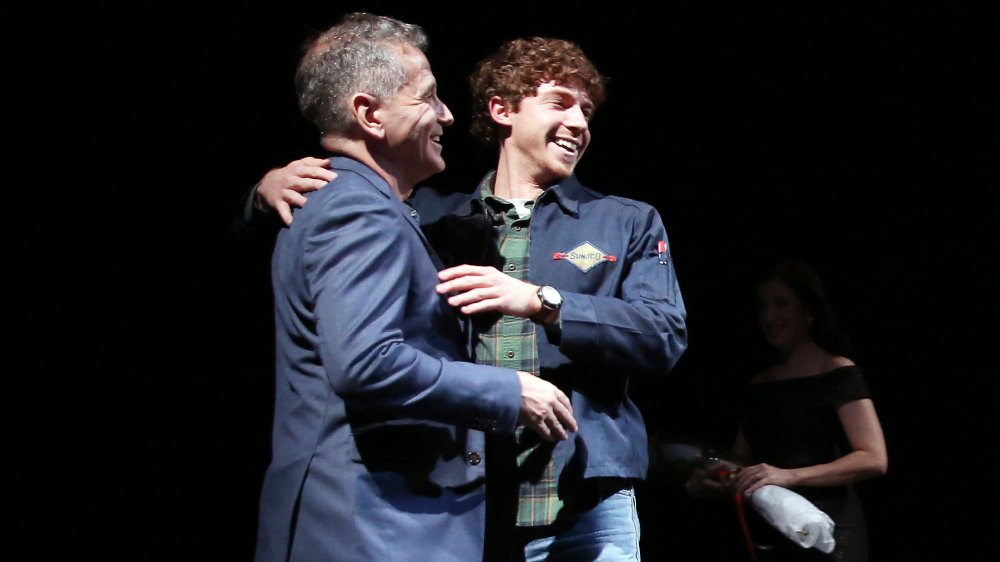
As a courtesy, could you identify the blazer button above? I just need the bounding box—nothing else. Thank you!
[466,451,482,466]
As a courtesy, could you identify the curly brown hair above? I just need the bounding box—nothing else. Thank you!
[469,37,607,146]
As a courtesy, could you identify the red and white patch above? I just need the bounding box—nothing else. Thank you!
[552,242,617,273]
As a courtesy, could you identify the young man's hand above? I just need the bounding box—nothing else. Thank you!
[255,156,336,224]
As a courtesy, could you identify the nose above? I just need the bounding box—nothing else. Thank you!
[565,104,588,132]
[436,96,454,126]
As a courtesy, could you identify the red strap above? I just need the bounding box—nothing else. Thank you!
[733,491,758,561]
[720,469,757,561]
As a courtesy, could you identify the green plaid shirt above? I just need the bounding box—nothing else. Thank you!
[477,174,563,527]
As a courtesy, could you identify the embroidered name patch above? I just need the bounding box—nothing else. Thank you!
[552,242,617,273]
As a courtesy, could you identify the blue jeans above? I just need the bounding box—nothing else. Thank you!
[520,486,641,561]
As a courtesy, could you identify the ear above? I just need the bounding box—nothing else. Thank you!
[488,96,512,126]
[351,93,385,140]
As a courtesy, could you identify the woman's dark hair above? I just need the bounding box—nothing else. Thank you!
[758,259,852,356]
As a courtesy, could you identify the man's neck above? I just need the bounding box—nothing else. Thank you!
[492,150,550,200]
[322,136,412,200]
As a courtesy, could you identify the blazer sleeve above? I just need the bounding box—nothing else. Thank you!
[304,187,521,431]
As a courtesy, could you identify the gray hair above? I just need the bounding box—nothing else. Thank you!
[295,12,429,136]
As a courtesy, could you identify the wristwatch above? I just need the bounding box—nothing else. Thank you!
[536,285,563,312]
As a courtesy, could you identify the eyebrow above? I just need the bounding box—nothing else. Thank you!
[415,78,436,97]
[547,87,592,105]
[542,89,581,104]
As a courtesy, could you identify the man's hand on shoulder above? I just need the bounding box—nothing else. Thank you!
[256,156,337,225]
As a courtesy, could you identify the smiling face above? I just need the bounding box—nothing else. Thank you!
[505,81,593,185]
[757,279,814,353]
[377,45,454,190]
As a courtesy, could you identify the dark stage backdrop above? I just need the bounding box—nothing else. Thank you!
[12,3,996,560]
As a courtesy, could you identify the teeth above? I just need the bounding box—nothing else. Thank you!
[554,139,577,151]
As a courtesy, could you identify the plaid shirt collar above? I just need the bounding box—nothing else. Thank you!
[473,170,580,217]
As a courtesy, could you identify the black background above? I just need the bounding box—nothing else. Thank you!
[12,2,997,560]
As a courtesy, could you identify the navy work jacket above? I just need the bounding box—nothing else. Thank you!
[409,173,688,481]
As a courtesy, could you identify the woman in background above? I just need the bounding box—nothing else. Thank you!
[688,259,888,561]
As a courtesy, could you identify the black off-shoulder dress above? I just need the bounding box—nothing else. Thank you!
[740,365,872,562]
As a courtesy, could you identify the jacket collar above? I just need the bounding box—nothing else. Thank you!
[327,155,397,201]
[470,170,582,218]
[325,155,443,267]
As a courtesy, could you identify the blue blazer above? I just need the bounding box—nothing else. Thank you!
[255,157,522,562]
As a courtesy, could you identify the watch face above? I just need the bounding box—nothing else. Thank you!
[541,286,562,307]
